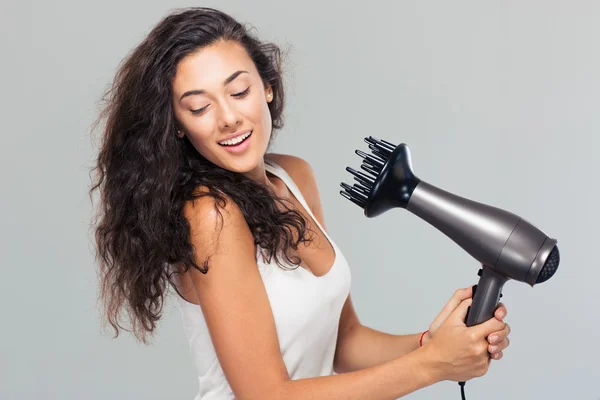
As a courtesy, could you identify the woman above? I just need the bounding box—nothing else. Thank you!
[90,7,511,399]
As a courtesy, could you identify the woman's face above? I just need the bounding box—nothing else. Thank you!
[171,40,273,173]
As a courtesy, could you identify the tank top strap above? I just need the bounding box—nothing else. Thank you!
[264,158,332,242]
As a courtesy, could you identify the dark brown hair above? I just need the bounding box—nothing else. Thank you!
[89,7,310,344]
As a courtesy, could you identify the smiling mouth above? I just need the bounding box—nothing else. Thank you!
[218,131,253,146]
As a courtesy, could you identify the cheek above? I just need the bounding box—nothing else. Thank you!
[243,94,268,123]
[241,95,272,141]
[178,118,217,157]
[186,120,214,144]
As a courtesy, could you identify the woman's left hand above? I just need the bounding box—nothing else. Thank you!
[426,286,511,360]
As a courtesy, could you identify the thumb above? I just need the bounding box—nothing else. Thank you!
[440,286,474,318]
[430,286,474,331]
[450,298,473,325]
[473,314,505,337]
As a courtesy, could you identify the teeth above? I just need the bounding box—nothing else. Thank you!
[219,131,251,146]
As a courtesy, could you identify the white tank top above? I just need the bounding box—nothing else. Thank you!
[176,159,353,399]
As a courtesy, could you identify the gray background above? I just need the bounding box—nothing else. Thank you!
[2,0,598,399]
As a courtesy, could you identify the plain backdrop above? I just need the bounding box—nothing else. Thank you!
[2,0,599,399]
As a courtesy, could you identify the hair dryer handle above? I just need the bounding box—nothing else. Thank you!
[465,266,509,327]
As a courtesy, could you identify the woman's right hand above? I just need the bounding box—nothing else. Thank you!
[422,298,506,383]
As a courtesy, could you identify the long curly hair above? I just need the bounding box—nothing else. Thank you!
[89,7,312,344]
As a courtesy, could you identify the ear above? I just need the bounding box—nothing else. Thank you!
[265,84,273,103]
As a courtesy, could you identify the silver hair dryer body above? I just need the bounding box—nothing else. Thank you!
[407,180,559,325]
[341,138,560,327]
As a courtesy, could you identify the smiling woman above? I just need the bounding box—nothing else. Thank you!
[89,6,510,400]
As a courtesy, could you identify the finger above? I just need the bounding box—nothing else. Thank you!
[489,322,511,344]
[490,350,503,360]
[494,302,507,320]
[440,286,474,316]
[429,288,475,334]
[474,314,506,337]
[496,337,510,352]
[450,298,473,324]
[488,337,509,353]
[459,285,475,300]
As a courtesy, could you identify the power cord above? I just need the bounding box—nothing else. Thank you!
[459,381,467,400]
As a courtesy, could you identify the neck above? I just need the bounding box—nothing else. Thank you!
[244,159,285,198]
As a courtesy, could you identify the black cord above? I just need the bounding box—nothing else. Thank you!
[459,381,467,400]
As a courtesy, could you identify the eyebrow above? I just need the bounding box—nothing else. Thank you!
[179,70,249,102]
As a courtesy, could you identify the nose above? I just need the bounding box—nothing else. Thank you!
[217,98,243,131]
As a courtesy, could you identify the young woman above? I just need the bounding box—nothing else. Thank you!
[90,7,511,399]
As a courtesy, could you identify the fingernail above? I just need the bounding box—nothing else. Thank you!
[490,345,498,352]
[490,335,498,343]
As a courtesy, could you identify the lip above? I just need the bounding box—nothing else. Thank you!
[219,130,253,154]
[217,129,252,144]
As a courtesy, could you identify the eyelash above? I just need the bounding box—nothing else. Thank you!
[191,87,251,115]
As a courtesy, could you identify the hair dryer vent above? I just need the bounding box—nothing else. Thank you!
[536,245,560,284]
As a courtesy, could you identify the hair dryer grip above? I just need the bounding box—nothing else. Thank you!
[465,267,509,327]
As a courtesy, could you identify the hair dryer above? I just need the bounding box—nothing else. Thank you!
[340,137,560,329]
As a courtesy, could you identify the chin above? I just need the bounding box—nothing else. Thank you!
[222,160,258,174]
[212,150,264,174]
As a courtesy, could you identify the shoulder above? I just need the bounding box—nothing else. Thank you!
[265,153,318,207]
[265,153,315,180]
[182,189,252,257]
[183,187,244,224]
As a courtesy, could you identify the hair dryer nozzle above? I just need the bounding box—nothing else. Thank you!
[340,138,420,218]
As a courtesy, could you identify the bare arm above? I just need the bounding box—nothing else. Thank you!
[278,347,437,399]
[182,193,442,400]
[335,322,428,373]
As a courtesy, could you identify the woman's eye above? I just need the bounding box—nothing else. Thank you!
[232,87,251,97]
[191,105,208,115]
